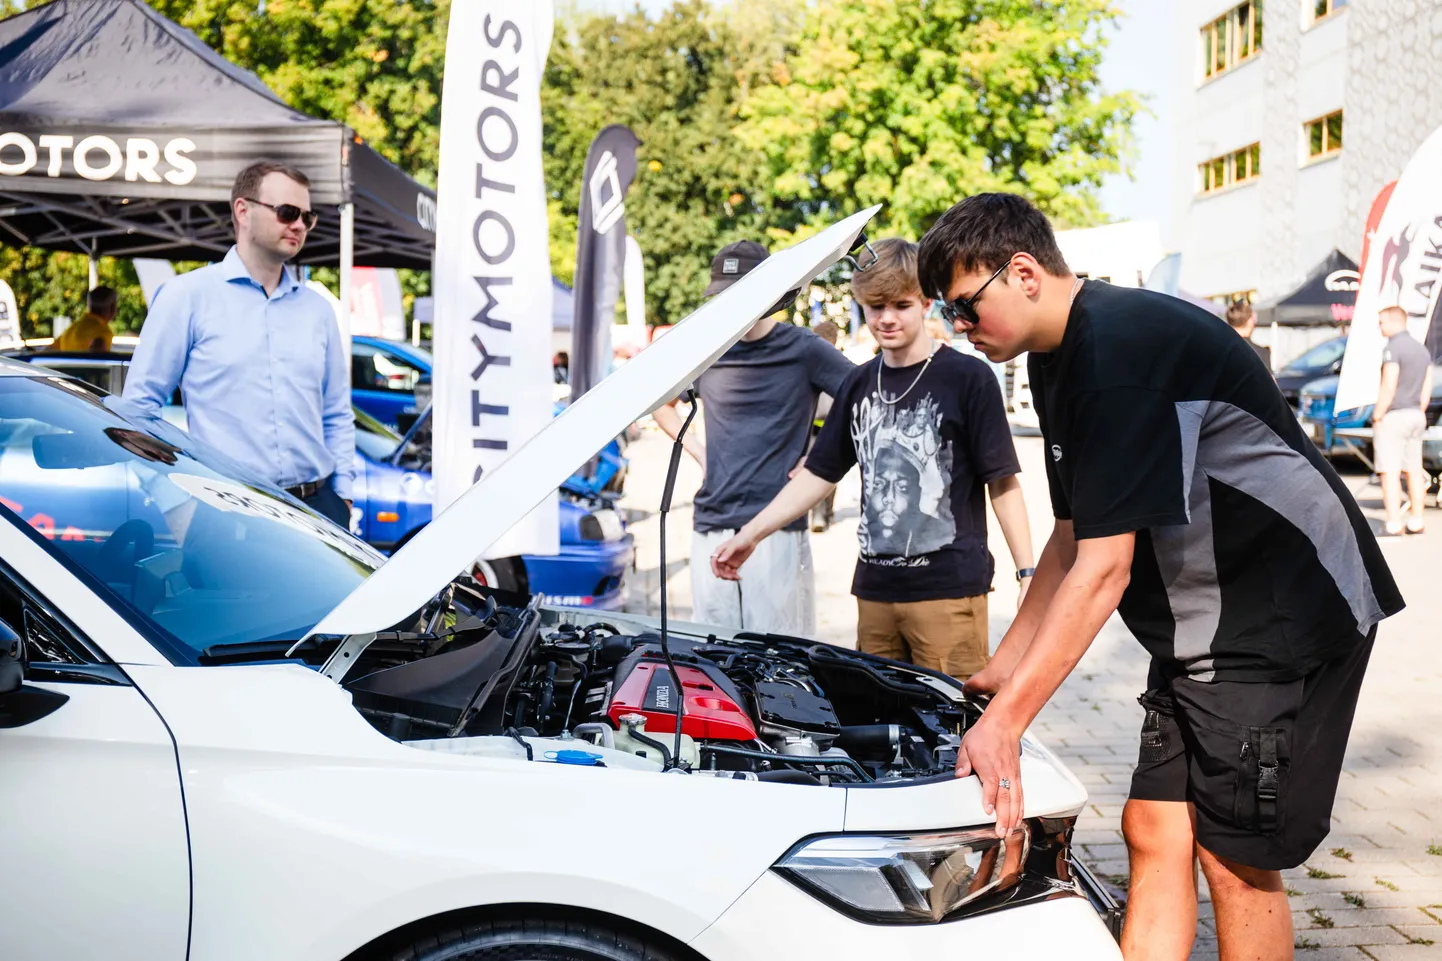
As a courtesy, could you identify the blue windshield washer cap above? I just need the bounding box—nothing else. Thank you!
[546,749,604,766]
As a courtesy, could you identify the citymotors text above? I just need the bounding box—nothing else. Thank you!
[0,131,197,185]
[465,14,524,482]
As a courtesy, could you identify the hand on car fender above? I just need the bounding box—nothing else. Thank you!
[962,664,1007,698]
[710,534,756,582]
[955,715,1024,838]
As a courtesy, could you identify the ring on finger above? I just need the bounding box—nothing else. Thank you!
[998,777,1011,790]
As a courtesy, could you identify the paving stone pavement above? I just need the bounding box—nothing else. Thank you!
[620,422,1442,958]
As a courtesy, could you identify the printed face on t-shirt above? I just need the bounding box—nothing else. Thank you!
[854,393,956,557]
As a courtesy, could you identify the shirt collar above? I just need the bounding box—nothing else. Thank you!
[219,245,302,296]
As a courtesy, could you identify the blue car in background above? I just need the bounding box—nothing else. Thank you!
[350,337,629,502]
[1299,367,1442,459]
[352,405,633,608]
[350,335,433,428]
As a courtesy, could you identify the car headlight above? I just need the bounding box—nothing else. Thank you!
[774,818,1081,925]
[774,826,1029,923]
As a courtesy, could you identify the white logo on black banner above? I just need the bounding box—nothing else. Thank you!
[589,150,626,235]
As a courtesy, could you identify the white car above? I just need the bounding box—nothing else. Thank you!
[0,211,1122,961]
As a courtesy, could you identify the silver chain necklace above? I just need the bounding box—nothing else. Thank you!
[877,338,939,406]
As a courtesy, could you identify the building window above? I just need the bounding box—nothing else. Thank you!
[1304,111,1343,161]
[1198,143,1261,194]
[1201,1,1263,80]
[1307,0,1347,26]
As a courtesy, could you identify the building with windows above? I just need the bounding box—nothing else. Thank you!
[1170,1,1442,318]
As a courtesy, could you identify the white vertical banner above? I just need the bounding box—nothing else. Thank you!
[1336,124,1442,414]
[433,2,557,558]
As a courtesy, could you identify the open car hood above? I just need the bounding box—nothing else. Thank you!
[304,206,880,640]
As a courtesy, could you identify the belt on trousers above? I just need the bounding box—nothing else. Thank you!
[285,475,329,500]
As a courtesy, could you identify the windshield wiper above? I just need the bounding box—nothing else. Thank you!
[197,638,325,665]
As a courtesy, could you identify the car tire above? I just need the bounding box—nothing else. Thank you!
[384,918,680,961]
[472,555,529,595]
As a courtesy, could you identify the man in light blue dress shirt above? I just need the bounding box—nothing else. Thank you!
[124,160,355,527]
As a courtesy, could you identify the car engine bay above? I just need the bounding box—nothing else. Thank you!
[334,585,982,785]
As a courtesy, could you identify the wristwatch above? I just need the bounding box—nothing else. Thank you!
[1016,568,1036,582]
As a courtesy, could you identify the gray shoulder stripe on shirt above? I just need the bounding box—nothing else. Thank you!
[1151,454,1221,679]
[1175,399,1208,523]
[1193,401,1385,635]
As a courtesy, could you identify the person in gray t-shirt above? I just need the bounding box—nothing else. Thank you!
[1374,306,1434,535]
[653,240,854,634]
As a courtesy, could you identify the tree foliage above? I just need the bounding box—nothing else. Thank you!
[543,0,794,324]
[735,0,1138,241]
[0,0,1136,335]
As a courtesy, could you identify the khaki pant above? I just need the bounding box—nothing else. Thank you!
[856,595,990,679]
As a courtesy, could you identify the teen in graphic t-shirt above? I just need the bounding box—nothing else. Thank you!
[709,239,1036,679]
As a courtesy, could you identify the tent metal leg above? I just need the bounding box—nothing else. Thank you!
[339,201,354,365]
[87,253,97,291]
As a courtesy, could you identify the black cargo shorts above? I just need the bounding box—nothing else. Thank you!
[1128,630,1375,871]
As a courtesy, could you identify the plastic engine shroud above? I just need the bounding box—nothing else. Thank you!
[604,649,758,740]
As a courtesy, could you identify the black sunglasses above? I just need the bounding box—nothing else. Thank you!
[243,197,319,230]
[936,258,1011,329]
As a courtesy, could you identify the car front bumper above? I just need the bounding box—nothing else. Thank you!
[690,871,1122,961]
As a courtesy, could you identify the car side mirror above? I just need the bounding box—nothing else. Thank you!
[0,619,24,696]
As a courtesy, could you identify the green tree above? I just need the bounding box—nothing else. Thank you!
[735,0,1139,242]
[543,0,800,325]
[146,0,449,180]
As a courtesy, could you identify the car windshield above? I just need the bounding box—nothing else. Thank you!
[1284,338,1346,372]
[0,373,381,662]
[354,406,403,461]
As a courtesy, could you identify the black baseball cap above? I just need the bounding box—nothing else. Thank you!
[704,240,769,297]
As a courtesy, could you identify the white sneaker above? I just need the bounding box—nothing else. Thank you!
[1383,520,1404,537]
[1406,517,1426,534]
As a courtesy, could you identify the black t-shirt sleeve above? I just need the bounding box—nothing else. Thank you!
[965,366,1021,484]
[1067,387,1190,539]
[805,376,857,484]
[808,335,857,396]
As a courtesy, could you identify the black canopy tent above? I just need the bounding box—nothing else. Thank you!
[1255,249,1360,327]
[0,0,436,275]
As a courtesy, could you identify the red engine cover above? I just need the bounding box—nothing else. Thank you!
[606,660,757,740]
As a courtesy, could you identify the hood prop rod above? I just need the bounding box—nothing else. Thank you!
[658,387,699,771]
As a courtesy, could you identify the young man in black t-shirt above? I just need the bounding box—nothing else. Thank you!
[916,193,1403,961]
[710,239,1036,678]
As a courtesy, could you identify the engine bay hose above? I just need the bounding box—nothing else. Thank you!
[700,744,873,783]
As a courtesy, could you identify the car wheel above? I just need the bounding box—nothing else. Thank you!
[385,918,679,961]
[471,555,528,594]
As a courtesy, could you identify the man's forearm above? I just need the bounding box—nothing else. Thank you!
[986,543,1131,736]
[1376,365,1399,418]
[988,474,1034,574]
[737,469,835,542]
[985,528,1071,678]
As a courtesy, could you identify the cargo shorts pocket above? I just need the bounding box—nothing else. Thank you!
[1136,693,1181,765]
[1185,716,1291,837]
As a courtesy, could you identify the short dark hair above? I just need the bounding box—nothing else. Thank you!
[1225,300,1254,329]
[812,319,840,344]
[917,193,1069,299]
[86,285,117,316]
[231,160,311,211]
